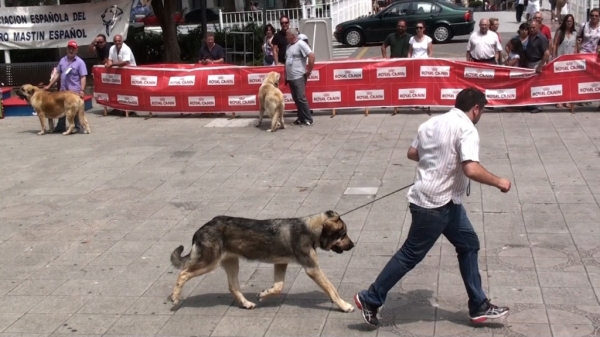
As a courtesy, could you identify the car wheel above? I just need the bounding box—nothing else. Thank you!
[344,29,364,47]
[432,25,452,43]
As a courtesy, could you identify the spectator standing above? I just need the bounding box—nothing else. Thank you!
[524,21,550,113]
[262,24,277,66]
[354,87,511,328]
[525,0,540,22]
[106,34,137,116]
[88,34,111,116]
[577,8,600,109]
[504,37,528,67]
[382,20,412,58]
[198,32,225,64]
[272,15,290,65]
[553,14,576,109]
[408,22,432,58]
[515,22,530,49]
[44,40,86,133]
[466,19,502,64]
[489,17,501,44]
[516,0,526,23]
[284,29,315,126]
[533,12,553,43]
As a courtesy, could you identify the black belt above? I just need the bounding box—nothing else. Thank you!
[472,57,496,64]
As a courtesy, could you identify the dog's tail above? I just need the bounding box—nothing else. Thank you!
[170,244,200,269]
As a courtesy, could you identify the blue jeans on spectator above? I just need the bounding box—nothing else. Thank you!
[55,114,81,132]
[360,201,488,315]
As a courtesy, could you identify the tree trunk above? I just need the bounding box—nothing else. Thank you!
[151,0,181,62]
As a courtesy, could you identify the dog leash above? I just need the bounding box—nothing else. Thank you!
[339,183,415,216]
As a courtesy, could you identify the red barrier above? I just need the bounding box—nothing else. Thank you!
[92,55,600,114]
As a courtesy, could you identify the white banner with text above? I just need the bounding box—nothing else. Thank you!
[0,0,133,50]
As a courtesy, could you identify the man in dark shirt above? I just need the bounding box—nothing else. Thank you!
[88,34,111,65]
[524,21,550,113]
[272,15,290,65]
[198,32,225,64]
[382,19,411,58]
[88,34,111,115]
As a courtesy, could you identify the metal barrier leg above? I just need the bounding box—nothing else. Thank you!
[364,108,369,116]
[427,107,431,116]
[393,107,398,115]
[331,109,336,118]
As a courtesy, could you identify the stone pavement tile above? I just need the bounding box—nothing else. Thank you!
[522,204,569,234]
[542,287,599,305]
[53,314,120,335]
[322,318,378,337]
[105,314,171,335]
[212,316,273,336]
[4,313,70,334]
[156,314,221,336]
[264,317,326,337]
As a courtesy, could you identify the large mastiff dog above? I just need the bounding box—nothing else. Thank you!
[169,210,356,312]
[15,84,91,136]
[255,71,285,132]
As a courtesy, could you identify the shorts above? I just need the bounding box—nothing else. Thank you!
[526,1,540,14]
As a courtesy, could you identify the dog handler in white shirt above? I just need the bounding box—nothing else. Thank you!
[355,87,512,327]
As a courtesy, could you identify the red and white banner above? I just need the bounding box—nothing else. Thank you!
[93,54,600,114]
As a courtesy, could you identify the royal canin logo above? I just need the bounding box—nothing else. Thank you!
[376,67,406,78]
[464,67,495,79]
[228,95,256,106]
[440,89,461,100]
[283,93,294,104]
[485,89,517,100]
[94,92,109,101]
[355,89,384,101]
[578,82,600,94]
[101,73,121,84]
[420,66,450,77]
[530,85,563,98]
[168,76,195,86]
[150,96,176,106]
[116,95,139,106]
[248,73,268,84]
[307,70,320,81]
[188,96,216,107]
[130,75,158,86]
[333,68,363,80]
[313,91,342,103]
[554,60,586,73]
[207,74,235,85]
[398,88,426,99]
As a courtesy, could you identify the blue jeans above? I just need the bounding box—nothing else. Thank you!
[56,115,81,131]
[361,201,487,314]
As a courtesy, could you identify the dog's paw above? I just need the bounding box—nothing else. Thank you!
[84,130,90,134]
[37,131,45,136]
[242,301,256,309]
[266,129,273,132]
[340,301,355,313]
[62,131,70,136]
[254,122,262,127]
[169,294,180,305]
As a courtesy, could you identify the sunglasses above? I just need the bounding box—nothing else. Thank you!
[416,26,424,29]
[280,21,289,24]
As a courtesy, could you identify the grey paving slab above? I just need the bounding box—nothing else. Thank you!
[0,105,600,337]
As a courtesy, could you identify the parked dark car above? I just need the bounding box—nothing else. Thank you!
[334,0,475,46]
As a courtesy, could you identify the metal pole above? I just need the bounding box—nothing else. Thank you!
[0,0,10,63]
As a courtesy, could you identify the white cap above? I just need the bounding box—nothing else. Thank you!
[298,33,309,41]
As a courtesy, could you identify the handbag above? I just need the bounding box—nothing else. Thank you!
[265,54,274,65]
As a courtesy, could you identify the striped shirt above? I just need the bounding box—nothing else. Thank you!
[407,108,479,208]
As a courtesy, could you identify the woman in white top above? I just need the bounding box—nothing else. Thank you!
[408,22,433,58]
[408,22,432,111]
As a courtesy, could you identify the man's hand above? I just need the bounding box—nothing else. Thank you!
[105,63,112,69]
[79,90,85,98]
[497,178,511,193]
[43,85,49,91]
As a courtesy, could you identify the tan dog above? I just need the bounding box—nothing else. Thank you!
[255,71,285,132]
[15,84,91,136]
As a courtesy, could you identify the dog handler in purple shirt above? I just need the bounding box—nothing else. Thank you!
[45,40,87,133]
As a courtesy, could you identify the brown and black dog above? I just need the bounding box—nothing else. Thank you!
[169,210,356,312]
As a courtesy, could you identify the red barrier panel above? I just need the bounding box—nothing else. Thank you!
[93,55,600,114]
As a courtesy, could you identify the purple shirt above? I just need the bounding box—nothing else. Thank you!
[57,55,88,93]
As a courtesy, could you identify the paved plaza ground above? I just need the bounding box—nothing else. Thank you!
[1,105,600,337]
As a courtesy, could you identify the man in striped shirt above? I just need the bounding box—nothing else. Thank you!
[354,88,512,327]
